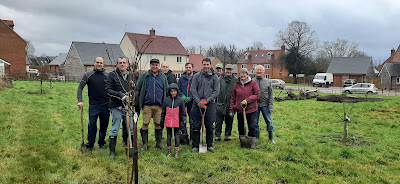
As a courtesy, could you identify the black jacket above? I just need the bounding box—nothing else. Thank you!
[165,69,177,85]
[216,75,237,115]
[105,68,132,108]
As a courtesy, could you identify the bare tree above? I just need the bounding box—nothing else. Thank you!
[185,45,197,54]
[25,39,35,57]
[246,42,266,51]
[319,39,367,58]
[275,20,319,56]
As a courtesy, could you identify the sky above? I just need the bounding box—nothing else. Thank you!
[1,0,400,63]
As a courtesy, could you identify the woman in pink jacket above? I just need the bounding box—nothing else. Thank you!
[229,68,260,144]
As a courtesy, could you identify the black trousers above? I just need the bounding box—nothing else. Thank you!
[166,127,180,147]
[190,103,215,148]
[237,111,257,137]
[215,113,234,137]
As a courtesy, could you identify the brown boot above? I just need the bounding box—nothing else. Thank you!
[174,147,179,158]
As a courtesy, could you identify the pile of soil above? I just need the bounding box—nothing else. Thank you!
[316,95,389,103]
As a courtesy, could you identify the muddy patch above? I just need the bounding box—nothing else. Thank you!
[317,95,389,103]
[317,134,375,147]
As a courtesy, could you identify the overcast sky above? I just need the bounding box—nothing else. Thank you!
[1,0,399,62]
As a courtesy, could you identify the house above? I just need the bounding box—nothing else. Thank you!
[206,57,222,70]
[0,58,11,78]
[0,19,27,78]
[62,42,125,81]
[120,28,189,75]
[378,45,400,71]
[237,46,287,78]
[379,63,400,89]
[49,53,67,74]
[189,54,205,72]
[326,57,376,86]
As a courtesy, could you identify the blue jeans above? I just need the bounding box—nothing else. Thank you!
[255,106,274,133]
[237,111,257,137]
[109,107,134,137]
[86,103,110,148]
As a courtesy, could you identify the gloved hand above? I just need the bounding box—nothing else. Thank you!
[181,95,187,100]
[241,100,247,105]
[200,100,208,105]
[229,112,235,117]
[185,97,191,103]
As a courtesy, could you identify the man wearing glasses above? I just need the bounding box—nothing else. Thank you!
[77,57,110,152]
[105,57,134,159]
[135,58,169,151]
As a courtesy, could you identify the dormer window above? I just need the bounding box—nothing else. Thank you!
[267,52,273,59]
[255,54,258,57]
[261,54,264,57]
[244,53,249,60]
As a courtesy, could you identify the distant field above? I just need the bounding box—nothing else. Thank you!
[1,80,399,183]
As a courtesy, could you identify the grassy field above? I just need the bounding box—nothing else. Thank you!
[0,80,399,183]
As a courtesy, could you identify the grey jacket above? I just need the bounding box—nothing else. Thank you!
[191,70,220,104]
[216,75,237,115]
[253,77,274,112]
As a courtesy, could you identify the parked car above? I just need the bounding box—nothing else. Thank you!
[342,83,378,94]
[343,79,357,87]
[312,73,333,87]
[270,79,286,89]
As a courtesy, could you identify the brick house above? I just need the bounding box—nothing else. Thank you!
[326,57,376,86]
[237,46,288,78]
[48,53,67,74]
[189,54,205,74]
[378,45,400,72]
[0,19,27,78]
[62,42,125,81]
[120,28,189,76]
[379,63,400,89]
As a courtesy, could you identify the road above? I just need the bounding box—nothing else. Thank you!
[284,85,400,96]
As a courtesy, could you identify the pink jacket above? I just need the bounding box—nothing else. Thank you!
[229,78,260,114]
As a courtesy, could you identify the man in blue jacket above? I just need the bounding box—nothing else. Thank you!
[177,62,195,144]
[191,58,220,153]
[135,58,168,151]
[77,57,109,152]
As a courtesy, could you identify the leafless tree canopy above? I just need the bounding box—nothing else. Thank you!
[25,39,35,57]
[274,20,318,56]
[246,42,266,51]
[318,39,367,58]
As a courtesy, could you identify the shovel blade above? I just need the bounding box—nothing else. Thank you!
[240,136,253,149]
[199,144,207,153]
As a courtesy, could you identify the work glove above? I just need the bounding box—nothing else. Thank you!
[181,95,187,100]
[185,97,191,103]
[200,100,208,105]
[229,112,235,117]
[241,100,247,105]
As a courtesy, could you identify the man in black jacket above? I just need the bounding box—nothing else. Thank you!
[105,57,134,159]
[161,62,177,84]
[77,57,109,152]
[215,64,237,141]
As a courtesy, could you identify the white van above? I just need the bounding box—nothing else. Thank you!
[312,73,333,87]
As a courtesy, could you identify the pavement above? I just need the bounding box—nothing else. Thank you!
[284,85,400,96]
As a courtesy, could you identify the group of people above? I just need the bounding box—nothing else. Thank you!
[77,56,275,159]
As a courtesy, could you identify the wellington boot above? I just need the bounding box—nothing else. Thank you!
[174,147,179,158]
[268,131,276,144]
[167,147,172,157]
[109,136,117,159]
[155,129,165,149]
[140,129,148,151]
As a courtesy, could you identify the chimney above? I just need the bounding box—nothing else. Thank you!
[3,20,14,30]
[391,48,395,57]
[150,28,155,36]
[281,44,285,54]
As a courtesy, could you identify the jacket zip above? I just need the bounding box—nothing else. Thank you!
[170,98,174,127]
[187,77,191,99]
[153,75,156,105]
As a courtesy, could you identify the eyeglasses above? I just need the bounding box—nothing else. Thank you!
[118,62,127,64]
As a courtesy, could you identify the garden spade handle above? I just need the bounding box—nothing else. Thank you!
[241,103,247,134]
[80,106,85,151]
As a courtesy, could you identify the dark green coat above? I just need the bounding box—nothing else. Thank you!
[216,75,237,115]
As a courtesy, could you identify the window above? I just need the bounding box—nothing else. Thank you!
[267,52,273,59]
[261,54,264,57]
[264,64,270,69]
[147,55,152,62]
[241,64,247,69]
[177,56,182,63]
[164,56,167,61]
[244,53,249,60]
[265,74,270,79]
[255,54,258,57]
[397,77,400,84]
[175,73,182,79]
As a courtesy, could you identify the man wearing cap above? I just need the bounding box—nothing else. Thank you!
[135,58,169,150]
[215,64,237,141]
[190,58,220,152]
[215,63,223,78]
[161,62,177,85]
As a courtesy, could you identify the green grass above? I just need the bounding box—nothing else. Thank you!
[1,81,400,183]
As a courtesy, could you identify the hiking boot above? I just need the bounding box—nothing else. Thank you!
[215,136,221,142]
[207,147,216,153]
[155,129,165,149]
[250,137,257,149]
[268,131,276,144]
[99,145,106,150]
[167,147,172,157]
[224,136,232,141]
[191,147,199,152]
[174,147,179,158]
[85,147,94,152]
[140,129,148,151]
[109,136,117,159]
[121,140,127,147]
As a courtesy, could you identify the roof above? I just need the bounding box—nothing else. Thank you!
[237,50,284,64]
[47,56,56,61]
[125,32,189,56]
[49,53,67,66]
[382,63,400,76]
[2,20,14,26]
[0,19,27,44]
[189,54,205,71]
[0,58,11,65]
[72,42,125,66]
[378,45,400,71]
[206,57,216,63]
[326,57,373,75]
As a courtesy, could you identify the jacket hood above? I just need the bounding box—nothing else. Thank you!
[168,83,179,94]
[237,76,252,85]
